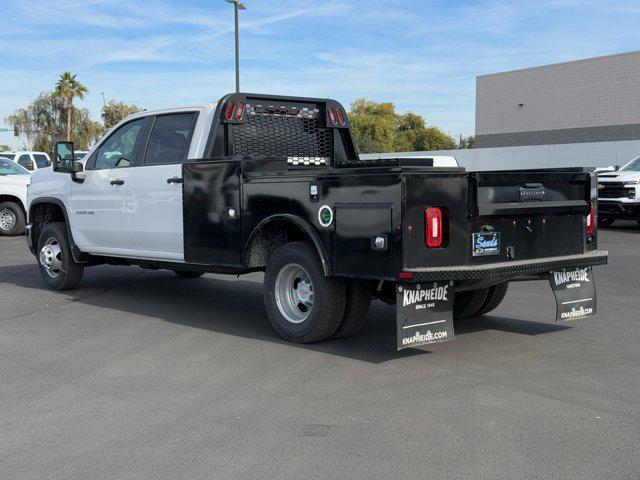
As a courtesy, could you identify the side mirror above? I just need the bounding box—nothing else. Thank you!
[614,165,621,171]
[53,141,75,173]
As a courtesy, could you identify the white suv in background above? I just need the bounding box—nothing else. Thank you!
[597,155,640,227]
[2,151,52,171]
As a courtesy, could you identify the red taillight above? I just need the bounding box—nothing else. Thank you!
[336,107,345,126]
[328,107,337,126]
[425,207,443,248]
[234,102,245,121]
[225,102,235,120]
[586,201,595,235]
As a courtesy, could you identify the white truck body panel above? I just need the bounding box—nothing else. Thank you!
[26,103,217,262]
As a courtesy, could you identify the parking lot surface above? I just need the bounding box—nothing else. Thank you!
[1,224,639,479]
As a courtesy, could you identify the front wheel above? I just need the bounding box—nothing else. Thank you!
[264,242,345,343]
[37,222,84,290]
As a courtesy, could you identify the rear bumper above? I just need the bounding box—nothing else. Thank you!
[406,250,608,281]
[598,200,640,219]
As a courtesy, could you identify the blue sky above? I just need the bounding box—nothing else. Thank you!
[2,0,640,149]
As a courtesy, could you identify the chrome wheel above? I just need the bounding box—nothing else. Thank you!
[39,237,63,278]
[274,263,314,324]
[0,208,16,232]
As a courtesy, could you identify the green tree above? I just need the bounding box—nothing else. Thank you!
[0,144,10,152]
[458,135,475,149]
[101,100,142,131]
[8,92,102,154]
[348,99,397,153]
[348,99,456,153]
[51,71,88,141]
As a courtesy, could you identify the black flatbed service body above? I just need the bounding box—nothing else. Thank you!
[178,94,606,277]
[175,93,607,348]
[42,92,609,349]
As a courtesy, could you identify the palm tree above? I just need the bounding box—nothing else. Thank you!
[52,72,88,141]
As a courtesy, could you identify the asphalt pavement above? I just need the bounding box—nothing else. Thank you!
[1,223,639,479]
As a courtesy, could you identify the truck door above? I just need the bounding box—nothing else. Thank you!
[71,118,148,253]
[124,112,199,261]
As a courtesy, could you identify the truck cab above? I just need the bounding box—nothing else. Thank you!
[26,93,608,349]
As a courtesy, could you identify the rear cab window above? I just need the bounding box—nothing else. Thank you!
[143,113,197,165]
[33,154,50,168]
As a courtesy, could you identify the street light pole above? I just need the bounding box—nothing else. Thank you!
[226,0,246,93]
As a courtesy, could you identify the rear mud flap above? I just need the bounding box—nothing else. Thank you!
[549,267,597,322]
[396,282,455,350]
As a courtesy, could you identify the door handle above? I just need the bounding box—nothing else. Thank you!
[110,179,124,186]
[166,177,183,184]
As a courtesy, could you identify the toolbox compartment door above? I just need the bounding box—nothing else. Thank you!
[335,204,393,277]
[182,160,242,266]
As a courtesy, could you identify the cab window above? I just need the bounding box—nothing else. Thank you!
[94,118,146,169]
[143,113,196,165]
[33,154,50,168]
[16,154,33,170]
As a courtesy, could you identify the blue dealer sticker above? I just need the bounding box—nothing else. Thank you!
[472,232,501,256]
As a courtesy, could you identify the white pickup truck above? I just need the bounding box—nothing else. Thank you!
[0,157,30,235]
[597,155,640,227]
[24,93,606,348]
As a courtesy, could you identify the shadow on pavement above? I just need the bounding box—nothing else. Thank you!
[454,314,570,336]
[0,262,569,363]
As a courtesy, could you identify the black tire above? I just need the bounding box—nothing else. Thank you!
[37,222,84,291]
[474,282,509,316]
[332,279,371,338]
[454,288,489,319]
[173,270,205,278]
[0,201,26,236]
[264,242,345,343]
[598,218,614,228]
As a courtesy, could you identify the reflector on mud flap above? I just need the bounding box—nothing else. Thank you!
[396,282,455,350]
[549,267,597,322]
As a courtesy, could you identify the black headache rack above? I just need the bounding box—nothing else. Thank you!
[204,92,466,171]
[206,93,359,166]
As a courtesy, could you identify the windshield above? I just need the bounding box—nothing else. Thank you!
[74,152,88,161]
[0,157,30,175]
[1,153,15,160]
[622,156,640,172]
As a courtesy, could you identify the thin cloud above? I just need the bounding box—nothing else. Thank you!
[1,0,640,148]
